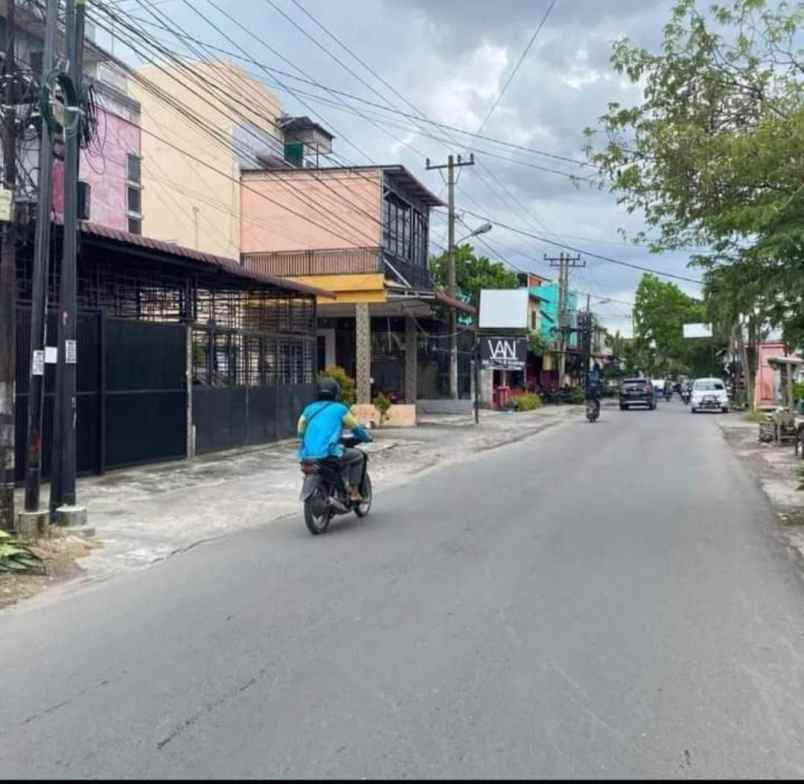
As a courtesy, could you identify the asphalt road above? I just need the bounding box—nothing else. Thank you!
[3,400,804,778]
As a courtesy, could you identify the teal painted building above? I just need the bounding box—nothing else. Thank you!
[532,282,578,348]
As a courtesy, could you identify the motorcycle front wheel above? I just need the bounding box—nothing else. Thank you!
[355,474,373,518]
[304,489,332,535]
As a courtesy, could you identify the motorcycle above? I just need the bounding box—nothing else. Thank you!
[664,389,673,401]
[680,388,691,405]
[585,397,600,422]
[299,433,373,535]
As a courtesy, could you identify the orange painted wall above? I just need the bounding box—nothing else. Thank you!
[240,169,382,253]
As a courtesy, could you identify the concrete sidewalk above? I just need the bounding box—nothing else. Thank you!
[15,405,580,582]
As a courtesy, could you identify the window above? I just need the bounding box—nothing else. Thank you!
[127,154,141,183]
[127,153,143,231]
[127,187,141,214]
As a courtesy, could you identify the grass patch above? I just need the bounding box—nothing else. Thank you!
[743,410,769,423]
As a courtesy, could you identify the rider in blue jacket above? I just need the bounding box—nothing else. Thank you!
[298,378,371,501]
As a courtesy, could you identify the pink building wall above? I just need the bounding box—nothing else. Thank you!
[754,342,800,406]
[240,168,382,253]
[52,106,140,232]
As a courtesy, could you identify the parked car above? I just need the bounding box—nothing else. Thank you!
[619,377,656,410]
[690,377,729,413]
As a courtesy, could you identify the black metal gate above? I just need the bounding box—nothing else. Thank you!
[193,383,315,454]
[14,311,187,481]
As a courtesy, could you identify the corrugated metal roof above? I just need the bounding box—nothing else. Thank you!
[77,220,336,299]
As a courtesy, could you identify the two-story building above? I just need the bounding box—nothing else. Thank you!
[240,157,468,405]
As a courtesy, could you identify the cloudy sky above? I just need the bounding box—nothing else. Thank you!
[95,0,706,335]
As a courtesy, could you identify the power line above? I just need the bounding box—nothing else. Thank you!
[462,209,703,285]
[477,0,559,135]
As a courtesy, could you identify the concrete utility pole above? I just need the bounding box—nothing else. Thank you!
[51,0,87,526]
[23,0,58,521]
[426,153,475,399]
[546,253,583,385]
[0,0,17,531]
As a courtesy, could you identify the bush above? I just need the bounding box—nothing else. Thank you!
[319,366,356,406]
[373,392,392,424]
[0,530,44,574]
[510,392,543,412]
[567,386,585,404]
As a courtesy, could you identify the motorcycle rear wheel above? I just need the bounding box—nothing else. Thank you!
[355,474,373,518]
[304,489,332,535]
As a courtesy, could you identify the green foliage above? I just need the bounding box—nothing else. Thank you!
[586,0,804,351]
[0,530,44,574]
[429,244,519,306]
[629,273,725,376]
[319,366,356,407]
[528,330,549,356]
[510,392,543,411]
[372,392,392,424]
[566,386,586,404]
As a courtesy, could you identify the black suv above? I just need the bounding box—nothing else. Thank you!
[619,377,656,410]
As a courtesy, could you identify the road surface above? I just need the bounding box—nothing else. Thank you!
[3,400,804,778]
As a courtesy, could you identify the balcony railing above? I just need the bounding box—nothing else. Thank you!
[243,247,383,277]
[383,254,434,290]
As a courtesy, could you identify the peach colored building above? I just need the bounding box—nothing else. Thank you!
[130,60,285,259]
[240,164,469,404]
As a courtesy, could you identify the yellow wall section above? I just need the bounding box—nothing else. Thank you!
[286,274,387,305]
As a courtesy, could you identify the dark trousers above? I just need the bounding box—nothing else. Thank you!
[340,448,365,487]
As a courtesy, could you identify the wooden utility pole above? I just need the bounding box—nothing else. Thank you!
[426,153,475,399]
[23,0,58,515]
[546,253,584,385]
[0,0,17,530]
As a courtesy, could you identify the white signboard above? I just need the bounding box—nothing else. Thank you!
[65,339,77,364]
[0,187,14,222]
[32,350,45,377]
[478,289,529,330]
[683,323,712,339]
[45,346,58,364]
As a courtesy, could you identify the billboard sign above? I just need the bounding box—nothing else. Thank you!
[683,323,713,339]
[479,335,528,370]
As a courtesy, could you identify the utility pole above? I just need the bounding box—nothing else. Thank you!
[0,0,17,531]
[23,0,58,520]
[584,293,592,396]
[426,153,475,399]
[51,0,86,525]
[546,253,583,385]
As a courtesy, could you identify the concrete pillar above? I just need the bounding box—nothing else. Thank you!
[405,317,418,403]
[356,303,371,404]
[479,367,494,407]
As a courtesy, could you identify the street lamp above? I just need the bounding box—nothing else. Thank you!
[456,222,493,245]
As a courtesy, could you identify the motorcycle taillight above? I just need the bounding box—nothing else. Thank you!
[301,462,318,475]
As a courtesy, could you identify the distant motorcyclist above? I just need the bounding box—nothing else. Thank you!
[297,378,371,501]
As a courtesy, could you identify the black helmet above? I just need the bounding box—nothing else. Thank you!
[317,377,341,401]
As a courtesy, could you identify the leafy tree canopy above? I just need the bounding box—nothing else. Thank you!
[429,244,519,305]
[586,0,804,350]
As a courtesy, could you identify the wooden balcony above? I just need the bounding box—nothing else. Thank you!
[243,247,383,277]
[242,247,434,291]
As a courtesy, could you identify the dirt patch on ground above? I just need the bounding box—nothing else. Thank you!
[0,533,102,610]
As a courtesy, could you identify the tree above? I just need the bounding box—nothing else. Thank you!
[586,0,803,256]
[429,244,519,305]
[585,0,803,395]
[631,273,724,376]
